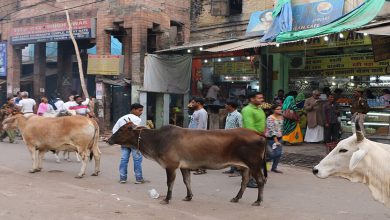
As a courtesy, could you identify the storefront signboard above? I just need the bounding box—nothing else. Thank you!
[0,42,7,77]
[214,61,256,75]
[302,53,390,71]
[271,31,371,52]
[87,55,124,76]
[290,68,388,77]
[371,35,390,62]
[246,0,343,37]
[10,19,96,45]
[290,53,390,77]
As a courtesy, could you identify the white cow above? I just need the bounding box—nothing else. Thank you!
[313,131,390,208]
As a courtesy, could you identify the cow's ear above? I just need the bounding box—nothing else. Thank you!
[349,149,368,171]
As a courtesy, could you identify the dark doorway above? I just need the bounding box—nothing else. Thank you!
[111,85,131,124]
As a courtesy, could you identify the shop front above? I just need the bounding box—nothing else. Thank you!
[270,30,390,139]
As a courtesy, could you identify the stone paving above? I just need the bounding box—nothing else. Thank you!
[280,144,328,169]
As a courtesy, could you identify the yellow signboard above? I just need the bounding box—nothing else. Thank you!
[87,55,124,75]
[304,53,390,71]
[214,61,255,75]
[291,68,388,77]
[271,31,372,52]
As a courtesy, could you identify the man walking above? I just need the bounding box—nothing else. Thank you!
[113,103,148,184]
[222,100,242,177]
[68,95,91,117]
[241,92,266,188]
[0,97,17,143]
[351,87,369,134]
[188,97,208,175]
[304,90,324,143]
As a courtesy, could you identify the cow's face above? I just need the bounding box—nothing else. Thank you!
[313,133,368,179]
[107,122,138,146]
[2,115,18,130]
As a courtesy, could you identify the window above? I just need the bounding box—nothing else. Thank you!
[211,0,242,16]
[229,0,242,15]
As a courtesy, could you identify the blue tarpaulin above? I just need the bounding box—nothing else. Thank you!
[261,0,292,42]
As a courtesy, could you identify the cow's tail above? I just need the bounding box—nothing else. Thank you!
[88,120,100,161]
[263,145,268,179]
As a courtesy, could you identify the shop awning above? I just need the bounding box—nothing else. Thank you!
[155,39,238,53]
[356,21,390,36]
[204,38,275,52]
[276,0,387,43]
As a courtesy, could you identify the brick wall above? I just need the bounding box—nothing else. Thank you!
[191,0,274,41]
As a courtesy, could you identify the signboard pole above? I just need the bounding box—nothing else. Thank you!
[65,8,89,99]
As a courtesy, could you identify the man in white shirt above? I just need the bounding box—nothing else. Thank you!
[188,97,208,130]
[113,103,148,184]
[17,91,36,117]
[54,98,65,112]
[206,85,220,104]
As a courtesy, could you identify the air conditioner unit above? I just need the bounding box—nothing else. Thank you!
[288,55,306,69]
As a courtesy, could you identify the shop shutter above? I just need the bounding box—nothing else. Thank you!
[211,0,230,16]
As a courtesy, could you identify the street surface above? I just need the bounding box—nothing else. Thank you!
[0,139,390,220]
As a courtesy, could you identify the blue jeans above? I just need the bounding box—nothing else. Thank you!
[267,138,283,170]
[119,146,143,181]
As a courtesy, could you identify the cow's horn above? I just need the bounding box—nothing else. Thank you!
[127,117,132,122]
[124,118,128,123]
[356,131,364,142]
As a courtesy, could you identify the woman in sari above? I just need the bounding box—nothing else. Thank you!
[282,96,303,145]
[295,92,307,136]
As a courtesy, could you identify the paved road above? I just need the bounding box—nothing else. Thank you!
[0,140,390,220]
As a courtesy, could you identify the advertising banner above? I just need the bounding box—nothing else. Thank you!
[246,0,344,37]
[10,19,96,45]
[292,0,344,31]
[0,42,7,77]
[87,55,124,76]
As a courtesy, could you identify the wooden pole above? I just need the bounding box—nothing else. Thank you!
[65,8,89,99]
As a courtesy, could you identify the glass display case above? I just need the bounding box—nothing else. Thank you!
[340,107,390,137]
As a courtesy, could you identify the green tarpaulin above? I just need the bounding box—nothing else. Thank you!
[272,0,291,17]
[276,0,386,43]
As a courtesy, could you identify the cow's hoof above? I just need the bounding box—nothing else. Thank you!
[160,200,169,205]
[35,168,42,172]
[230,198,239,203]
[29,169,40,173]
[75,175,84,179]
[182,197,192,201]
[251,201,261,206]
[91,172,99,176]
[55,160,60,163]
[28,169,35,173]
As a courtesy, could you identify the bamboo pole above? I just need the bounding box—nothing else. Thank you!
[65,8,89,99]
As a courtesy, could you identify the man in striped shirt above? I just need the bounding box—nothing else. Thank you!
[68,95,90,116]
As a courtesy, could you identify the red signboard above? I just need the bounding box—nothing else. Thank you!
[10,19,96,45]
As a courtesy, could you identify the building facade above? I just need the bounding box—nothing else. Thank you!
[0,0,191,130]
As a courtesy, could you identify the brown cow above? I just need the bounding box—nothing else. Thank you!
[107,122,267,206]
[2,114,101,178]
